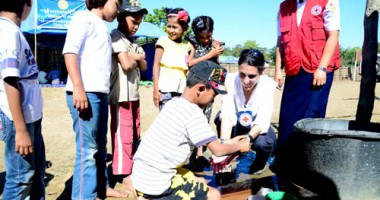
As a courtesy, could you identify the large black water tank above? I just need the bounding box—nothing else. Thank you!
[281,118,380,200]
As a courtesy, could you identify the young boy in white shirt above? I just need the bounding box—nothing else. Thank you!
[0,0,46,199]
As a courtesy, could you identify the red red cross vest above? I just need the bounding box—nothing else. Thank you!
[279,0,340,76]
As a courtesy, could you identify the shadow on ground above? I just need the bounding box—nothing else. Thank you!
[57,176,73,200]
[0,160,55,196]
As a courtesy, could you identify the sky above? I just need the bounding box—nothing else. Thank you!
[140,0,371,49]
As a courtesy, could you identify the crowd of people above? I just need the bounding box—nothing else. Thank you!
[0,0,340,199]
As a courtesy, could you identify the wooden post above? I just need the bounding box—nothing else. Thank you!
[353,50,362,81]
[356,0,379,124]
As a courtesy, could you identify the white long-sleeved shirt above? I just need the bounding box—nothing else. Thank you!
[220,73,276,134]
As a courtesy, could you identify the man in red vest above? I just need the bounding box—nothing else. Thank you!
[273,0,340,174]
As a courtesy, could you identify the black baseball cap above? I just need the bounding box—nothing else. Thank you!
[119,0,148,14]
[188,61,227,94]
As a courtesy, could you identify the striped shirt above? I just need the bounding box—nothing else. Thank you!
[131,97,217,195]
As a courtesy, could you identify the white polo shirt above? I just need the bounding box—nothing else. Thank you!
[63,10,112,94]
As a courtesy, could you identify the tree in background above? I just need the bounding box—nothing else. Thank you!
[223,40,259,57]
[340,46,361,67]
[267,46,277,66]
[222,41,275,66]
[224,43,362,67]
[144,7,167,30]
[144,7,370,68]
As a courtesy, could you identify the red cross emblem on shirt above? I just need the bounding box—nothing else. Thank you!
[238,112,253,127]
[242,116,250,123]
[311,5,322,16]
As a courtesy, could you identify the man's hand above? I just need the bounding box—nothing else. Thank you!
[230,135,247,144]
[153,90,161,108]
[73,86,88,112]
[237,137,250,153]
[274,70,284,90]
[313,67,327,86]
[15,130,33,156]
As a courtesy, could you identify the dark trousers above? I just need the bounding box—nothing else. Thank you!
[275,68,334,174]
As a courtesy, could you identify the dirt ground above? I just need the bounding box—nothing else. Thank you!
[0,79,379,199]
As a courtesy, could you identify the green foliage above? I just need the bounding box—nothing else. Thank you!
[340,46,361,67]
[266,46,277,66]
[222,40,275,66]
[244,40,260,49]
[223,40,259,57]
[223,40,362,67]
[144,7,167,31]
[145,7,365,68]
[223,45,241,58]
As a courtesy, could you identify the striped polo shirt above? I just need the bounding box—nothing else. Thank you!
[131,97,217,195]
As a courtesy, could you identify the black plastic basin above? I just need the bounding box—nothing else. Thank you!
[281,118,380,200]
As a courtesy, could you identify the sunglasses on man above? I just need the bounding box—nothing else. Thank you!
[241,49,264,58]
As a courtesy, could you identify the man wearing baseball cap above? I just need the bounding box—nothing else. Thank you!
[131,61,250,199]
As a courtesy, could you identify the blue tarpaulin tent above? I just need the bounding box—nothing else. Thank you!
[20,0,87,51]
[20,0,165,81]
[21,0,86,35]
[219,55,238,64]
[21,0,165,39]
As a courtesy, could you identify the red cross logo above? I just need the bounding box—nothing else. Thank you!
[242,116,250,123]
[311,5,322,16]
[239,113,252,127]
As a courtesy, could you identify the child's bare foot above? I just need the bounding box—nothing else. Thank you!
[106,187,128,198]
[122,176,140,198]
[122,176,133,191]
[197,146,204,157]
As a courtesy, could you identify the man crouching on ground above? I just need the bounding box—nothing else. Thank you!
[131,60,250,199]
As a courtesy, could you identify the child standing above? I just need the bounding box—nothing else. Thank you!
[187,16,224,171]
[62,0,126,199]
[0,0,46,199]
[188,16,224,67]
[108,0,147,188]
[152,8,193,110]
[132,61,251,199]
[188,15,224,121]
